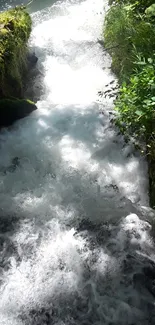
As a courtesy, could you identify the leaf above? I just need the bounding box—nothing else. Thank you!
[135,110,143,116]
[148,58,153,64]
[143,99,151,104]
[135,61,146,66]
[145,4,155,17]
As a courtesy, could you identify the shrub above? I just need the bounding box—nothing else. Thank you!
[104,0,155,206]
[108,0,155,13]
[115,57,155,143]
[104,5,134,78]
[104,4,155,80]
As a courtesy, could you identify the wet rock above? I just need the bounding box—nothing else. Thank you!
[142,266,155,297]
[143,266,155,280]
[109,80,115,85]
[122,258,133,272]
[0,98,37,127]
[133,270,155,298]
[97,39,105,46]
[133,273,146,288]
[0,215,19,232]
[148,155,155,208]
[146,280,155,297]
[27,51,38,69]
[98,91,103,97]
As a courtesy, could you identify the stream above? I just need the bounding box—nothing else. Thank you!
[0,0,155,324]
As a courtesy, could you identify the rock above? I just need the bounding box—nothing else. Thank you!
[97,39,105,46]
[0,98,37,127]
[27,51,38,69]
[133,270,155,298]
[143,266,155,280]
[147,153,155,208]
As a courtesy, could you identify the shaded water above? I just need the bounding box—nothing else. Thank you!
[0,0,155,324]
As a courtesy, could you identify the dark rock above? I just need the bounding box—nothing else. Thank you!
[27,51,38,69]
[109,80,115,85]
[104,89,111,94]
[0,215,19,232]
[97,39,105,46]
[147,154,155,208]
[143,266,155,280]
[0,98,37,127]
[133,271,155,298]
[133,273,146,287]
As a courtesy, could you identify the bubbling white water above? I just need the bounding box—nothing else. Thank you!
[0,0,155,324]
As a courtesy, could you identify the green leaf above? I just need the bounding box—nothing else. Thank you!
[148,58,153,64]
[135,61,146,66]
[135,110,143,116]
[145,4,155,17]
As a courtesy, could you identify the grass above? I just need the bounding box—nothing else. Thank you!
[104,4,155,81]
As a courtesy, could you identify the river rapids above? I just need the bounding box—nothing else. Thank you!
[0,0,155,324]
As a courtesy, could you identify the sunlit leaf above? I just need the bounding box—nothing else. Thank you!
[135,110,143,116]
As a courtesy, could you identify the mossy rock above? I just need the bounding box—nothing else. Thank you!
[0,6,32,98]
[0,98,37,127]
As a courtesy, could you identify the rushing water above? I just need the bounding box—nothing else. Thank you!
[0,0,155,324]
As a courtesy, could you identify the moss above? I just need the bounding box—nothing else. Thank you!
[0,6,32,98]
[0,98,37,126]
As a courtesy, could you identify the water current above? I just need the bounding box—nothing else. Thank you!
[0,0,155,324]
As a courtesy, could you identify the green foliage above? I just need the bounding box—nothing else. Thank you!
[104,5,134,78]
[0,6,32,98]
[109,0,155,13]
[115,57,155,138]
[104,4,155,79]
[104,0,155,207]
[145,4,155,17]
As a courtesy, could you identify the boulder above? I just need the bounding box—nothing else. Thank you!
[0,98,37,127]
[27,51,38,69]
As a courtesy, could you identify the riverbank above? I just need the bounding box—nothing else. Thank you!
[103,0,155,208]
[0,6,37,126]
